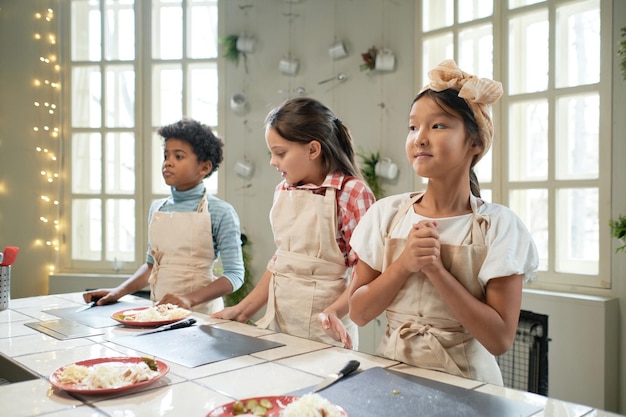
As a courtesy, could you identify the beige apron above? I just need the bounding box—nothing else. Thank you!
[380,192,503,385]
[255,186,358,348]
[147,192,223,315]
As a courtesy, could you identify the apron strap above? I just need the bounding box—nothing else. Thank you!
[255,273,277,329]
[386,192,424,237]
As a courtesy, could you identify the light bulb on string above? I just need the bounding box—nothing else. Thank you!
[33,7,61,260]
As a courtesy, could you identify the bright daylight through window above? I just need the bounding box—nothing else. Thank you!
[418,0,606,291]
[64,0,219,273]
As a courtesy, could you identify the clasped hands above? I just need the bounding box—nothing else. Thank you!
[399,220,443,274]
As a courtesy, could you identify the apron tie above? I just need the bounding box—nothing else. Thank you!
[148,249,164,285]
[384,313,469,378]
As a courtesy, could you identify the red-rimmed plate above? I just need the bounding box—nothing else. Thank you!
[206,395,347,417]
[49,356,169,395]
[111,306,191,327]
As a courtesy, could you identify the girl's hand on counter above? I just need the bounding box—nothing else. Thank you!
[318,312,353,349]
[83,289,118,306]
[157,293,191,309]
[211,306,248,322]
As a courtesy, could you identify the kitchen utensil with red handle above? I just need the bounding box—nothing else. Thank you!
[0,246,19,266]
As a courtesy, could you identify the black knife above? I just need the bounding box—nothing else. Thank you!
[134,317,197,336]
[75,296,104,312]
[313,360,360,392]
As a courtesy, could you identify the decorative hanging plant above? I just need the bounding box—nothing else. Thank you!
[219,34,240,65]
[617,26,626,80]
[360,46,378,72]
[609,215,626,253]
[357,148,383,200]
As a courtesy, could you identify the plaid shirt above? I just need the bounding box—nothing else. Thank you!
[275,172,376,266]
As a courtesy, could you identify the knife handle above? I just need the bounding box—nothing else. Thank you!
[338,360,360,377]
[163,317,196,331]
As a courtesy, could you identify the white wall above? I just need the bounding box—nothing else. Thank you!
[218,0,417,279]
[1,0,625,413]
[521,290,620,410]
[0,0,56,298]
[611,0,626,411]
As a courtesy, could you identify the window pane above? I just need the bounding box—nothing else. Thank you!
[72,66,102,128]
[508,10,548,94]
[555,0,600,88]
[509,0,543,9]
[475,147,492,183]
[509,100,548,181]
[106,199,135,262]
[510,189,548,271]
[71,0,101,61]
[421,0,453,32]
[556,93,599,180]
[104,0,135,61]
[152,132,169,195]
[458,0,492,23]
[188,63,218,125]
[187,0,218,58]
[458,24,493,79]
[72,199,102,260]
[555,188,598,275]
[152,0,182,59]
[481,189,492,203]
[422,33,454,86]
[72,133,102,193]
[204,175,218,195]
[152,64,183,126]
[105,132,135,194]
[106,65,135,127]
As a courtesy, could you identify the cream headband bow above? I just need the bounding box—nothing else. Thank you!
[419,59,503,162]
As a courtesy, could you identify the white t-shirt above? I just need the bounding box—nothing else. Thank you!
[351,192,539,287]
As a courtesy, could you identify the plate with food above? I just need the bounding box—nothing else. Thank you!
[111,304,192,327]
[206,393,347,417]
[49,356,169,394]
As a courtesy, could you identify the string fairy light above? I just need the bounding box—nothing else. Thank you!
[33,5,61,272]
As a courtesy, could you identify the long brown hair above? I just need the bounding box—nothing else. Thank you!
[265,97,362,178]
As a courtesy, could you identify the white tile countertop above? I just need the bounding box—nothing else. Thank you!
[0,292,623,417]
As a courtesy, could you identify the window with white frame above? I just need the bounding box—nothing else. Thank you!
[417,0,608,291]
[63,0,219,273]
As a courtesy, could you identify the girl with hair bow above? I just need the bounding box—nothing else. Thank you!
[349,60,539,384]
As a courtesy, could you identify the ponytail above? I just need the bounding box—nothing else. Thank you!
[469,168,481,198]
[332,118,361,179]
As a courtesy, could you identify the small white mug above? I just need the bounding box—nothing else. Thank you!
[375,157,398,180]
[230,93,247,114]
[375,49,395,72]
[235,160,255,178]
[279,57,299,76]
[236,35,256,54]
[328,41,348,60]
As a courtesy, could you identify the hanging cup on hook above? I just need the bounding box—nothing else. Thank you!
[279,56,299,76]
[375,49,396,72]
[375,157,399,180]
[328,41,348,60]
[230,92,248,115]
[236,34,256,54]
[235,160,255,179]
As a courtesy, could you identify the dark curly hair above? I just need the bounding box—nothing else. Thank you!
[157,117,223,178]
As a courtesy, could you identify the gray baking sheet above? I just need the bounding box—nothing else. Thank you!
[24,319,105,339]
[110,324,285,367]
[43,301,151,328]
[292,366,543,417]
